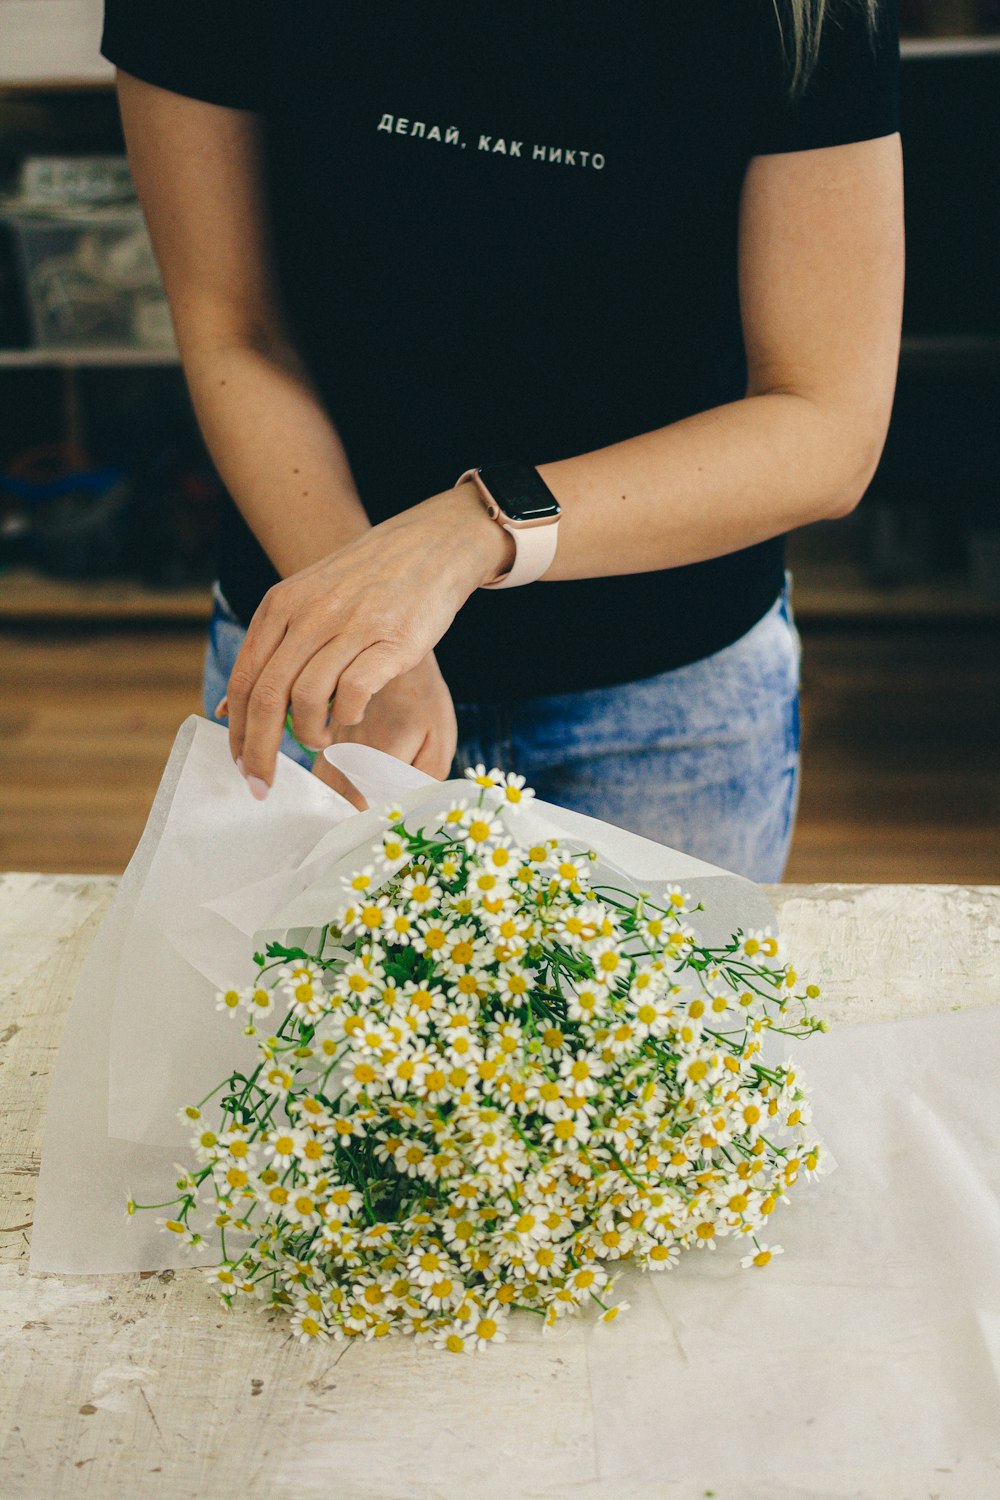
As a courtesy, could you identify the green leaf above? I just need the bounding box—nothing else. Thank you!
[264,941,310,960]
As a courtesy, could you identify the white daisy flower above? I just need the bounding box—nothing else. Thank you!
[399,869,443,912]
[406,1245,457,1287]
[378,830,410,872]
[341,863,378,895]
[458,1301,508,1351]
[738,928,782,963]
[434,1324,473,1354]
[643,1239,681,1270]
[741,1242,785,1269]
[289,1305,330,1343]
[565,1264,608,1300]
[491,771,535,807]
[216,1127,259,1166]
[458,807,505,853]
[463,762,500,789]
[410,915,454,957]
[258,1059,295,1096]
[281,1186,322,1229]
[496,965,532,1003]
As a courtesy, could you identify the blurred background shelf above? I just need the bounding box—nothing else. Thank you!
[789,562,1000,621]
[0,346,179,367]
[1,545,999,626]
[900,31,1000,50]
[785,524,1000,622]
[0,566,210,620]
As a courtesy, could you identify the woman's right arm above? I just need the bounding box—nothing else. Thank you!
[115,69,372,578]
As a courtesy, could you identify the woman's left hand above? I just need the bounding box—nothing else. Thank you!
[225,484,513,795]
[308,649,458,809]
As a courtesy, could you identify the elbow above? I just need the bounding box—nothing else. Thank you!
[821,434,888,521]
[810,395,894,521]
[822,466,876,522]
[753,384,895,525]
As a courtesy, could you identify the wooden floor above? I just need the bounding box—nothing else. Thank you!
[1,621,998,882]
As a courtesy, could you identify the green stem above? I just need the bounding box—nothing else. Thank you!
[283,709,319,765]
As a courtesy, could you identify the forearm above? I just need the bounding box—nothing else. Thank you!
[181,339,370,578]
[532,391,882,581]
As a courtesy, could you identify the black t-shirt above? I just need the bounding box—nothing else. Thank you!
[101,0,899,704]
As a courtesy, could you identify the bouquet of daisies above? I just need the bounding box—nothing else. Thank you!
[129,764,828,1353]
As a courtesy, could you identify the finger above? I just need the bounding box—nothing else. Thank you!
[329,642,416,727]
[310,753,368,811]
[239,633,362,793]
[225,590,293,765]
[413,732,455,780]
[285,628,403,754]
[286,631,392,751]
[287,644,351,754]
[319,719,425,804]
[413,732,446,780]
[356,721,430,768]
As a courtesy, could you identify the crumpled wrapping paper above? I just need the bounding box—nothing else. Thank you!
[30,713,774,1275]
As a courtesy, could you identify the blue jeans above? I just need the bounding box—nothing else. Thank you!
[202,576,801,882]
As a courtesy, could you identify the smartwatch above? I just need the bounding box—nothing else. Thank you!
[454,460,561,589]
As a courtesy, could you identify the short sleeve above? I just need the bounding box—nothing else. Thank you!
[751,0,900,156]
[100,0,265,111]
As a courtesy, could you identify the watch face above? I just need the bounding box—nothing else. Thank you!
[477,461,561,522]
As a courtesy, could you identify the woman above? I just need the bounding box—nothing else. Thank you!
[101,0,903,880]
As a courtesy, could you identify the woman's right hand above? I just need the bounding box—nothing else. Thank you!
[307,649,458,809]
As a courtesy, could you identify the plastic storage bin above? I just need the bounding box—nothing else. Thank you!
[17,155,136,209]
[0,204,177,350]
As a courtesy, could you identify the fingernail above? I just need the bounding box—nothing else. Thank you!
[236,756,244,775]
[213,696,228,718]
[246,775,270,801]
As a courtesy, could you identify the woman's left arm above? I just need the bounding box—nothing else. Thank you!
[536,132,905,577]
[229,134,903,791]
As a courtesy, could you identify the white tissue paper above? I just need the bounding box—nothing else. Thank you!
[30,713,775,1275]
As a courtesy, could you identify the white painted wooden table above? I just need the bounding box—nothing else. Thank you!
[1,875,999,1499]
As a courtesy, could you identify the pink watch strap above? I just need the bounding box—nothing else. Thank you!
[455,466,560,589]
